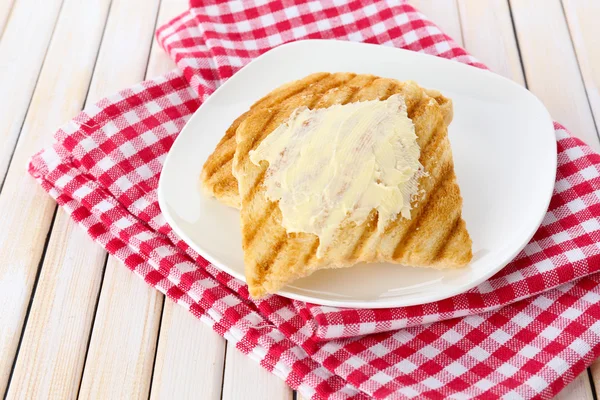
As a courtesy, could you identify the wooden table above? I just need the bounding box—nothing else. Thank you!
[0,0,598,398]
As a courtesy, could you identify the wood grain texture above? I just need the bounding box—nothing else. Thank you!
[510,0,600,150]
[222,344,294,400]
[5,210,107,399]
[78,259,163,399]
[457,0,525,85]
[0,0,63,184]
[150,301,226,400]
[408,0,463,46]
[0,0,111,394]
[562,0,600,139]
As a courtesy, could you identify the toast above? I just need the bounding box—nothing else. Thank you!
[201,73,453,209]
[230,73,472,298]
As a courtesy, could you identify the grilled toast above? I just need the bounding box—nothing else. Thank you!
[201,73,453,209]
[230,73,472,298]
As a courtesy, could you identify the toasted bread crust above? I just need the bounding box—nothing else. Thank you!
[224,73,472,298]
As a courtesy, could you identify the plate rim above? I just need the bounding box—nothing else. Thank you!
[158,39,557,308]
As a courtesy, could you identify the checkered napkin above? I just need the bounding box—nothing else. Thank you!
[28,1,600,398]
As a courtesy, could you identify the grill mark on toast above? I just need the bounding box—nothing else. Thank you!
[349,78,396,102]
[313,75,370,108]
[242,168,267,205]
[205,78,450,200]
[421,113,445,151]
[202,134,237,179]
[274,79,396,266]
[314,75,373,108]
[417,129,447,173]
[431,215,462,262]
[412,101,445,150]
[242,200,278,247]
[343,87,361,103]
[348,77,378,101]
[302,238,320,266]
[238,74,354,166]
[212,169,237,196]
[382,119,447,237]
[381,83,400,101]
[241,112,277,159]
[257,233,295,291]
[407,95,432,124]
[349,211,379,260]
[204,75,331,181]
[392,165,452,259]
[269,234,303,280]
[251,73,331,110]
[240,75,357,207]
[254,231,287,287]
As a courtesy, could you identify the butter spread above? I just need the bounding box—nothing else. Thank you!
[249,94,422,257]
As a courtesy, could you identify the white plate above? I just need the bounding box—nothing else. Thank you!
[158,40,556,308]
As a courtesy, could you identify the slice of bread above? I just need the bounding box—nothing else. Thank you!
[229,73,472,298]
[201,73,453,209]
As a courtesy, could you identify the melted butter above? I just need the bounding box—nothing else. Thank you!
[249,94,422,257]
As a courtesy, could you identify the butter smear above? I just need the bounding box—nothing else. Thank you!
[249,94,422,257]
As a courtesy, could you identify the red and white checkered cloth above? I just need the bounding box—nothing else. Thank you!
[28,1,600,398]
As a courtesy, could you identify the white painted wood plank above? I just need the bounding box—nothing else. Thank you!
[562,0,600,145]
[5,209,107,399]
[0,0,63,183]
[510,0,600,150]
[78,258,163,399]
[222,344,294,400]
[408,0,463,46]
[145,0,186,78]
[150,301,226,400]
[554,372,594,400]
[457,0,525,85]
[0,0,16,38]
[85,0,160,105]
[0,0,111,395]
